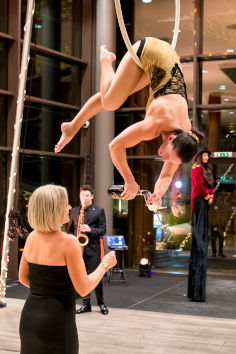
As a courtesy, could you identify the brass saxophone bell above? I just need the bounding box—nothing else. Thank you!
[77,233,89,247]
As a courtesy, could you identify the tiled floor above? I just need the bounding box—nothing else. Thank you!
[1,297,236,354]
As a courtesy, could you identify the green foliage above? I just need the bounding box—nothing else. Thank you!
[166,234,192,250]
[162,204,191,226]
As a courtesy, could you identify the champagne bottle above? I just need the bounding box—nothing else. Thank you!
[107,185,149,199]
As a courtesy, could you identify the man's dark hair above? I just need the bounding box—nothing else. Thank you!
[80,185,94,195]
[170,127,205,163]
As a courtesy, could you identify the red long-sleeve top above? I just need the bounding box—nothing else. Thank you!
[191,164,214,216]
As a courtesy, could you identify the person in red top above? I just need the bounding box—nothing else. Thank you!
[188,147,214,302]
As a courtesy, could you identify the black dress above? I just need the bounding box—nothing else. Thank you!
[20,262,78,354]
[188,196,209,301]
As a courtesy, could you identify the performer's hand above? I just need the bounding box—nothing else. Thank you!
[121,181,140,200]
[80,224,91,233]
[208,198,213,205]
[146,194,162,210]
[102,251,117,269]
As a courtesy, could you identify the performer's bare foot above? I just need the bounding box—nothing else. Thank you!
[54,123,73,153]
[100,45,116,63]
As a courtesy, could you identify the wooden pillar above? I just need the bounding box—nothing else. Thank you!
[208,93,221,152]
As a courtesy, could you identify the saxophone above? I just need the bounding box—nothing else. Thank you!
[77,206,89,253]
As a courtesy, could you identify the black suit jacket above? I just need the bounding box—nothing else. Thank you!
[67,204,106,257]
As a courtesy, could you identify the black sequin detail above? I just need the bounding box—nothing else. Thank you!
[150,66,166,93]
[152,63,188,102]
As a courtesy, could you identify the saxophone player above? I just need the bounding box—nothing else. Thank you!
[67,185,108,315]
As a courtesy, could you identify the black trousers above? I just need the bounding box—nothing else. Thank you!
[83,252,104,306]
[210,226,224,255]
[188,196,209,302]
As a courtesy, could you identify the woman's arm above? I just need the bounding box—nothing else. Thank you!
[19,249,30,288]
[109,119,159,200]
[65,236,116,297]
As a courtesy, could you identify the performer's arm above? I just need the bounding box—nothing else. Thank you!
[109,119,159,200]
[154,161,179,198]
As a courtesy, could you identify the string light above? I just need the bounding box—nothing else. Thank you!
[0,0,35,308]
[179,232,192,251]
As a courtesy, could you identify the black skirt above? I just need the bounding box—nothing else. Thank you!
[188,195,209,301]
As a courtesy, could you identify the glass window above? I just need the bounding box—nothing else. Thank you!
[113,158,192,268]
[134,0,194,56]
[202,59,236,105]
[21,102,80,154]
[199,109,236,152]
[0,95,7,146]
[203,0,236,55]
[0,40,8,91]
[26,53,82,106]
[0,151,7,264]
[19,153,81,210]
[21,0,82,57]
[182,61,193,108]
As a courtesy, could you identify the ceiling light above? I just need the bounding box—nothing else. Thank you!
[202,70,208,73]
[229,112,234,114]
[142,0,152,3]
[219,85,226,90]
[224,98,229,101]
[226,49,234,53]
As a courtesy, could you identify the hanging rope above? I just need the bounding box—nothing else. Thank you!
[0,0,36,308]
[114,0,181,69]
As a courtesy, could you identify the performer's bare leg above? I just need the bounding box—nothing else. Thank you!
[100,42,145,111]
[55,42,150,153]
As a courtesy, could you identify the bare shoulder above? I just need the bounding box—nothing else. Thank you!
[61,232,79,250]
[24,230,36,244]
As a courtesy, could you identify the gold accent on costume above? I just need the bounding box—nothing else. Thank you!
[77,206,89,254]
[192,164,200,169]
[138,37,186,111]
[204,195,210,201]
[188,130,199,143]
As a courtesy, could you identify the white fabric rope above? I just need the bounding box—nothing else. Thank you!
[114,0,181,69]
[171,0,180,50]
[0,0,35,307]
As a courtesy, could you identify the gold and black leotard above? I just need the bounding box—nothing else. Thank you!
[137,37,188,111]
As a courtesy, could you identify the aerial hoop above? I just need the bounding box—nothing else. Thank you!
[114,0,180,69]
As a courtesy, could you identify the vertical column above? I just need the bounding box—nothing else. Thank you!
[41,0,61,185]
[94,0,116,239]
[7,0,21,280]
[192,0,203,126]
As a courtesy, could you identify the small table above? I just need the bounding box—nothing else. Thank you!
[108,246,128,284]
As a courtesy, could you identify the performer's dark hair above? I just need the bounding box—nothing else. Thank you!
[80,185,94,195]
[163,127,205,163]
[195,154,214,187]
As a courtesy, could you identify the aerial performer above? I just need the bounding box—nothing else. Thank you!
[55,37,204,206]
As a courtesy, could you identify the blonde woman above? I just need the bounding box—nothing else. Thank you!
[19,184,116,354]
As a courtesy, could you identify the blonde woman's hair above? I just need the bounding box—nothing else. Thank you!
[28,184,69,233]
